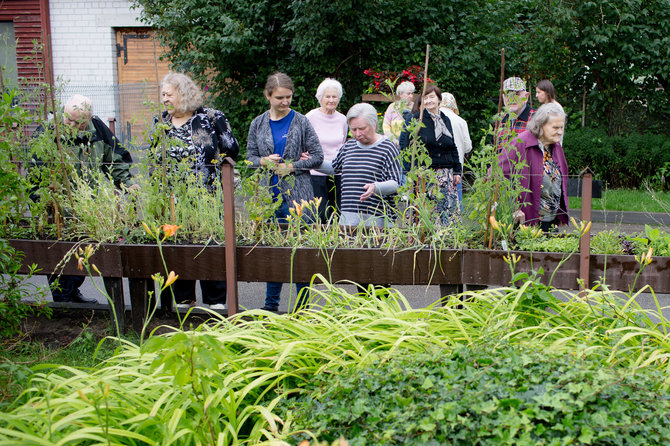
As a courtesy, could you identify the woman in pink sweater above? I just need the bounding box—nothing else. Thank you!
[306,78,349,223]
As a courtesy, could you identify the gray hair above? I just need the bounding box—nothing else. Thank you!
[396,81,415,95]
[527,102,566,138]
[346,103,378,131]
[315,78,343,102]
[64,94,92,117]
[161,72,203,114]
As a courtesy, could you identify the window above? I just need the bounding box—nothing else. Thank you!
[0,22,18,85]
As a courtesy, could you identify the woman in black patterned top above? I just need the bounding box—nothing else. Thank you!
[152,72,239,310]
[153,72,239,187]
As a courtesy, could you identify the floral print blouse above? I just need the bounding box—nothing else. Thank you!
[152,107,239,186]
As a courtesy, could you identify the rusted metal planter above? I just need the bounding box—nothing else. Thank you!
[235,247,461,285]
[9,239,670,331]
[461,249,581,289]
[590,254,670,293]
[8,239,125,331]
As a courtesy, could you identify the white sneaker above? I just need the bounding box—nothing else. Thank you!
[209,303,228,311]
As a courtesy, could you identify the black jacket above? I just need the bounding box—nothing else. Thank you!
[399,111,462,174]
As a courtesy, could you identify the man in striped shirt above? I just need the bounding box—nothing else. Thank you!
[318,103,401,227]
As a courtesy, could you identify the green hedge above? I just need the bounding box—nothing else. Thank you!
[564,128,670,189]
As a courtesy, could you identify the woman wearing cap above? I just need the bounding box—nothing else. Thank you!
[306,78,348,223]
[399,84,462,225]
[246,72,324,312]
[499,102,569,231]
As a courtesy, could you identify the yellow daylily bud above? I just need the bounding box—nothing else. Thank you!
[489,215,500,231]
[78,389,91,404]
[142,222,154,237]
[92,264,101,275]
[583,221,592,234]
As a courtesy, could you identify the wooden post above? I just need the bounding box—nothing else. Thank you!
[103,277,125,333]
[129,278,155,333]
[578,170,593,289]
[485,48,505,248]
[108,117,116,135]
[221,157,239,316]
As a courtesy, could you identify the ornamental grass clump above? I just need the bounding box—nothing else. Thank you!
[0,276,668,444]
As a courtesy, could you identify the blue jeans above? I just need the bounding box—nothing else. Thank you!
[265,199,310,310]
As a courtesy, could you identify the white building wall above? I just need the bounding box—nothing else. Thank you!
[49,0,144,122]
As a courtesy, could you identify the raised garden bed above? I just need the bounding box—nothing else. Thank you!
[9,239,670,333]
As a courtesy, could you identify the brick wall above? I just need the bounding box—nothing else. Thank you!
[49,0,143,125]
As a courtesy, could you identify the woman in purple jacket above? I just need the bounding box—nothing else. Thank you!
[499,103,568,231]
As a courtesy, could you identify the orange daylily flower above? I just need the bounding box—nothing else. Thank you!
[292,200,303,218]
[165,271,179,287]
[161,224,182,238]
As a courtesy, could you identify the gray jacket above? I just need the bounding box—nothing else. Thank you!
[246,110,324,205]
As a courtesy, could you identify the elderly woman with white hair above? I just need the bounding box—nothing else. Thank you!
[499,102,569,231]
[317,103,401,227]
[152,72,240,310]
[383,81,415,145]
[306,78,349,223]
[440,92,472,208]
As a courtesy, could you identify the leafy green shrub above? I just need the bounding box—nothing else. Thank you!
[0,240,51,338]
[564,128,670,189]
[282,344,670,445]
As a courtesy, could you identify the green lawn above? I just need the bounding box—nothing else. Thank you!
[569,189,670,213]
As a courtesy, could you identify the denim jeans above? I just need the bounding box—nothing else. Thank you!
[265,199,310,310]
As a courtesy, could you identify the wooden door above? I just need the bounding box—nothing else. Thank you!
[115,28,171,145]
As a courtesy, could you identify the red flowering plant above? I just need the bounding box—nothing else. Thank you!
[363,65,433,94]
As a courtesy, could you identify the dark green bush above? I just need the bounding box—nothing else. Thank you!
[564,128,670,189]
[281,344,670,445]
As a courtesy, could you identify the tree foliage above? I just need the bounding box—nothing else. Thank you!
[132,0,670,144]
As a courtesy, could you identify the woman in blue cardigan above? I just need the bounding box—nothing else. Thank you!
[246,72,324,312]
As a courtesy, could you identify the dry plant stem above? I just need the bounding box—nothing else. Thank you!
[488,183,499,249]
[409,44,431,229]
[54,201,61,239]
[485,48,506,247]
[44,48,76,219]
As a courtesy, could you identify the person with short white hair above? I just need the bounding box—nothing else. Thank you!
[440,92,472,208]
[383,81,415,145]
[307,78,348,223]
[31,93,135,304]
[318,103,401,227]
[499,102,569,230]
